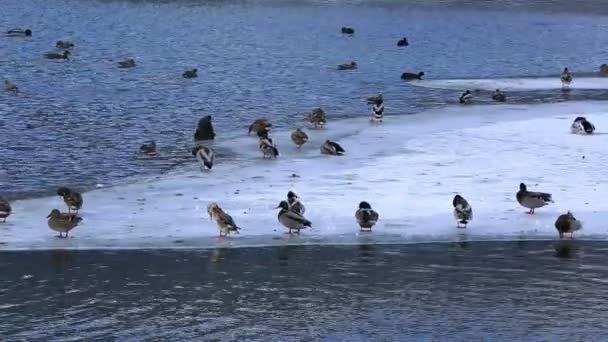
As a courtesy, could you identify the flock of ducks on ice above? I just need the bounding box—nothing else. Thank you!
[1,27,605,241]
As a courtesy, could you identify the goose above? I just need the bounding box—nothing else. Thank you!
[320,140,345,155]
[287,191,305,215]
[516,183,552,214]
[570,116,595,135]
[6,29,31,37]
[341,27,354,34]
[248,118,272,136]
[207,203,240,237]
[47,209,82,238]
[355,201,379,231]
[139,141,157,155]
[56,40,74,49]
[192,145,215,170]
[57,187,83,214]
[45,50,70,60]
[338,62,357,70]
[401,72,424,81]
[4,80,18,93]
[0,196,11,223]
[306,108,327,128]
[397,37,409,47]
[290,128,308,148]
[452,195,473,228]
[182,68,198,78]
[276,201,312,234]
[555,211,582,239]
[491,89,506,102]
[459,90,473,104]
[560,68,572,88]
[118,58,136,69]
[259,137,279,159]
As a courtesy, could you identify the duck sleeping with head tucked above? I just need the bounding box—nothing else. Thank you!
[355,201,379,231]
[452,195,473,228]
[571,116,595,135]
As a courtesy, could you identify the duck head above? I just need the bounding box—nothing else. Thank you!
[452,194,465,207]
[47,209,61,218]
[57,187,71,197]
[418,72,425,79]
[25,29,32,36]
[276,201,289,210]
[207,202,219,219]
[519,183,527,191]
[287,191,298,200]
[358,201,372,209]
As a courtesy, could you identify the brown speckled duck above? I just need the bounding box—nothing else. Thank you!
[555,211,582,239]
[0,196,11,223]
[306,108,327,128]
[355,201,379,231]
[248,118,272,136]
[207,203,240,237]
[516,183,552,214]
[47,209,82,238]
[57,187,83,214]
[290,128,308,148]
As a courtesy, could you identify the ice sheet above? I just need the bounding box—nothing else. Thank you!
[2,101,608,250]
[411,77,608,91]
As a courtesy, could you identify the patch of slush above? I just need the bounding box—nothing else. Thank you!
[2,101,608,250]
[411,77,608,91]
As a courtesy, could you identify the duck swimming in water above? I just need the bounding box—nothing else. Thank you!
[401,71,424,81]
[555,211,582,239]
[57,187,83,214]
[4,80,18,93]
[355,201,379,231]
[56,40,74,49]
[397,37,409,46]
[139,141,157,156]
[276,200,312,234]
[0,196,11,223]
[287,191,305,215]
[7,29,31,37]
[118,58,136,69]
[491,89,506,102]
[248,118,272,136]
[516,183,552,215]
[320,140,345,155]
[45,50,70,60]
[192,145,215,170]
[291,128,308,148]
[207,203,240,237]
[341,27,354,34]
[452,195,473,228]
[338,62,357,70]
[306,108,327,128]
[571,116,595,135]
[182,68,198,78]
[459,90,473,104]
[47,209,82,238]
[560,68,572,88]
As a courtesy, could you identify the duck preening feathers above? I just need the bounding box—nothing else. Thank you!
[192,145,215,170]
[291,128,309,148]
[0,196,12,223]
[306,108,327,128]
[207,203,240,237]
[277,201,312,234]
[47,209,82,238]
[287,191,306,215]
[139,141,157,155]
[259,137,279,159]
[45,50,70,60]
[516,183,552,214]
[555,211,582,239]
[248,118,272,135]
[183,68,198,78]
[320,140,345,155]
[571,116,595,135]
[57,187,83,214]
[355,201,379,231]
[401,72,424,81]
[452,195,473,228]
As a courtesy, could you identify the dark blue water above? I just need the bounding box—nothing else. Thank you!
[1,241,607,340]
[2,0,608,198]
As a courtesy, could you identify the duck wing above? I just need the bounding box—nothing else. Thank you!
[282,210,312,227]
[527,191,552,203]
[219,211,239,231]
[328,141,345,154]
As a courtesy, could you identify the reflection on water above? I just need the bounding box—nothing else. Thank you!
[1,241,608,340]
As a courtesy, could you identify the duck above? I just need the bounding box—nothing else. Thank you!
[459,90,473,104]
[571,116,595,135]
[341,27,354,34]
[207,203,240,237]
[452,195,473,228]
[259,136,279,159]
[192,145,215,170]
[355,201,379,231]
[118,58,136,69]
[555,211,582,239]
[45,50,70,60]
[182,68,198,78]
[397,37,409,46]
[367,94,383,105]
[516,183,552,214]
[57,187,83,214]
[0,196,11,223]
[139,141,157,155]
[601,64,608,75]
[4,80,18,93]
[401,71,424,81]
[320,140,345,155]
[287,191,305,215]
[6,29,31,37]
[276,200,312,234]
[290,128,308,148]
[560,67,572,88]
[248,118,272,136]
[337,62,357,70]
[306,108,327,128]
[56,40,74,49]
[47,209,82,238]
[491,89,506,102]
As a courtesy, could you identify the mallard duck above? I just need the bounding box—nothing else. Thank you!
[287,191,305,215]
[290,128,308,148]
[516,183,552,214]
[248,118,272,135]
[453,195,473,228]
[259,137,279,159]
[371,98,384,122]
[401,72,424,81]
[207,203,240,236]
[139,141,157,155]
[57,187,83,214]
[560,68,572,88]
[555,211,582,239]
[56,40,74,49]
[341,27,354,34]
[338,62,357,70]
[47,209,82,238]
[7,29,31,37]
[320,140,345,155]
[118,58,136,68]
[192,145,215,170]
[306,108,327,128]
[276,201,312,234]
[4,80,18,92]
[601,64,608,75]
[0,196,11,223]
[491,89,506,102]
[397,37,409,46]
[355,201,379,231]
[182,68,198,78]
[459,90,473,104]
[367,94,383,105]
[45,50,70,60]
[571,116,595,135]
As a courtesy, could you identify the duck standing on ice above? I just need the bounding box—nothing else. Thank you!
[258,132,279,159]
[452,195,473,228]
[370,96,384,123]
[555,211,582,239]
[0,196,11,223]
[306,108,327,128]
[320,140,345,155]
[560,68,573,89]
[459,90,473,104]
[192,145,215,170]
[570,116,595,135]
[491,89,506,102]
[291,128,308,148]
[355,201,379,231]
[287,191,306,215]
[47,209,82,238]
[207,203,240,237]
[276,201,312,234]
[57,187,83,214]
[516,183,552,214]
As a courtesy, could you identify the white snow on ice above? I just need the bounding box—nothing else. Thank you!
[411,77,608,91]
[2,100,608,250]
